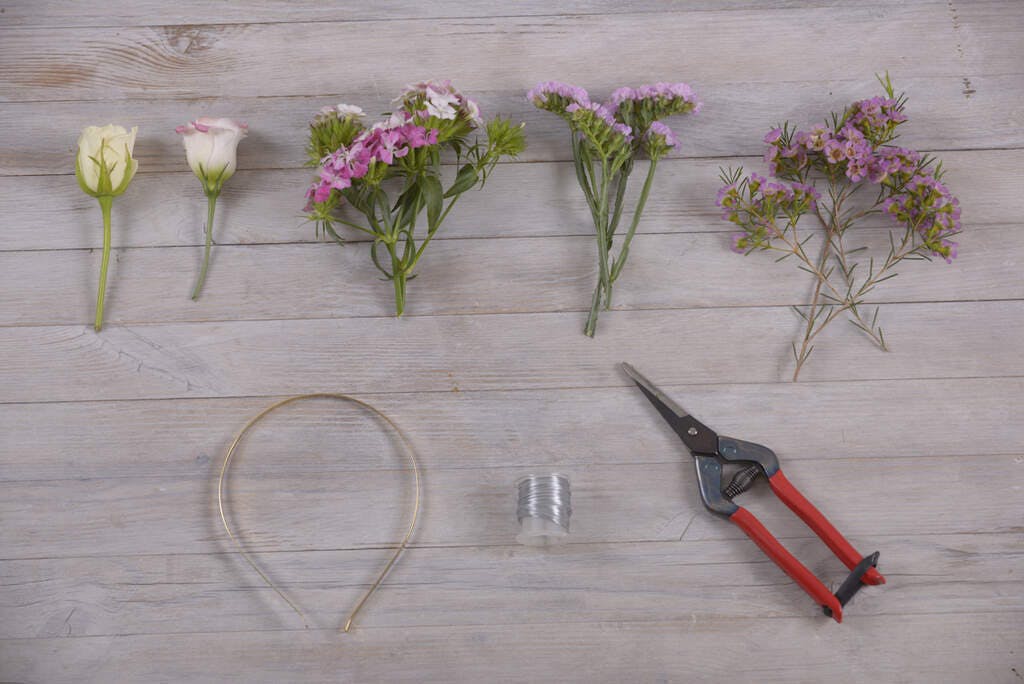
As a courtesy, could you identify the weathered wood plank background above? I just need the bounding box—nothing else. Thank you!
[1,1,1022,682]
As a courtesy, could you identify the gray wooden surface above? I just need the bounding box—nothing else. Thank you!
[1,1,1022,682]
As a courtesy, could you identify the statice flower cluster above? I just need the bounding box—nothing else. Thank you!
[715,75,964,380]
[608,82,702,124]
[304,80,525,316]
[529,80,700,336]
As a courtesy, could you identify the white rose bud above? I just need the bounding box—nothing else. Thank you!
[74,124,139,331]
[75,124,138,198]
[176,117,248,195]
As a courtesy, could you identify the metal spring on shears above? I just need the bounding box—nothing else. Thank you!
[723,464,763,500]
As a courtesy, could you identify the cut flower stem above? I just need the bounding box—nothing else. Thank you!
[191,192,218,301]
[94,195,114,331]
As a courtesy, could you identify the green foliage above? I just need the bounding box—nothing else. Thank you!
[307,114,365,166]
[310,113,526,316]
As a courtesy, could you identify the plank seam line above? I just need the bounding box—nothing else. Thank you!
[5,296,1023,330]
[2,529,1022,564]
[1,220,1015,254]
[0,5,735,33]
[4,144,1024,178]
[4,449,1018,485]
[5,69,1024,106]
[3,607,1023,643]
[3,372,1023,407]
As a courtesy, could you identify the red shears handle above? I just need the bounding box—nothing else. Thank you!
[768,470,885,586]
[730,506,845,620]
[729,469,885,622]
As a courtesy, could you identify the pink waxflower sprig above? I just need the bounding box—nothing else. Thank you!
[306,81,525,316]
[717,73,963,381]
[529,81,700,336]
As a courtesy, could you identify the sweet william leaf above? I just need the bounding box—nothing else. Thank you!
[444,164,478,198]
[423,174,443,231]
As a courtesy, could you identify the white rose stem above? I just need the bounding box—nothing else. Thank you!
[94,195,114,331]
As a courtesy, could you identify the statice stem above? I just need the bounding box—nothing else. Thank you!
[191,192,218,301]
[94,196,113,331]
[609,158,658,288]
[585,160,613,337]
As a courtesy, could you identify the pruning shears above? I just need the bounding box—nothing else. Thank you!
[622,363,885,622]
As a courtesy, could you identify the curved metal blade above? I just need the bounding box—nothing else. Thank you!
[621,362,718,455]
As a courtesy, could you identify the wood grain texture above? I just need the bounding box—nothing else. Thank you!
[1,224,1020,326]
[0,0,940,29]
[0,614,1021,684]
[1,377,1019,481]
[4,149,1022,251]
[3,454,1021,558]
[2,534,1020,638]
[2,301,1023,404]
[2,1,1023,682]
[3,3,1021,103]
[4,74,1024,177]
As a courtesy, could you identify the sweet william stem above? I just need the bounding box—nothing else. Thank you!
[393,272,406,317]
[94,196,114,331]
[191,193,218,301]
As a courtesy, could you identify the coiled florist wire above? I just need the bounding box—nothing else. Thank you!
[516,474,572,546]
[217,393,421,633]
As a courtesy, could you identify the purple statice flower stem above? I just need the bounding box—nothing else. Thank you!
[609,157,658,285]
[585,157,615,336]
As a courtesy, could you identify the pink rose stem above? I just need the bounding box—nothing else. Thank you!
[191,176,222,301]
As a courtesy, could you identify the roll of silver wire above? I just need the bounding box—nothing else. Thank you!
[515,474,572,546]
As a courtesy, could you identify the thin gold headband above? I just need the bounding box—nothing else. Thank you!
[217,393,422,632]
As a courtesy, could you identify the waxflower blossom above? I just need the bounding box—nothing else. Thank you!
[305,81,525,316]
[529,80,700,336]
[74,124,139,331]
[176,117,248,300]
[716,74,963,380]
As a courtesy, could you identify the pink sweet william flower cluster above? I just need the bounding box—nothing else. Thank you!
[304,80,526,317]
[399,79,483,126]
[307,112,438,204]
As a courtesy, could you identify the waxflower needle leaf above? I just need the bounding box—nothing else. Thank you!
[75,124,139,331]
[176,118,248,301]
[528,81,700,336]
[305,82,525,316]
[716,75,962,381]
